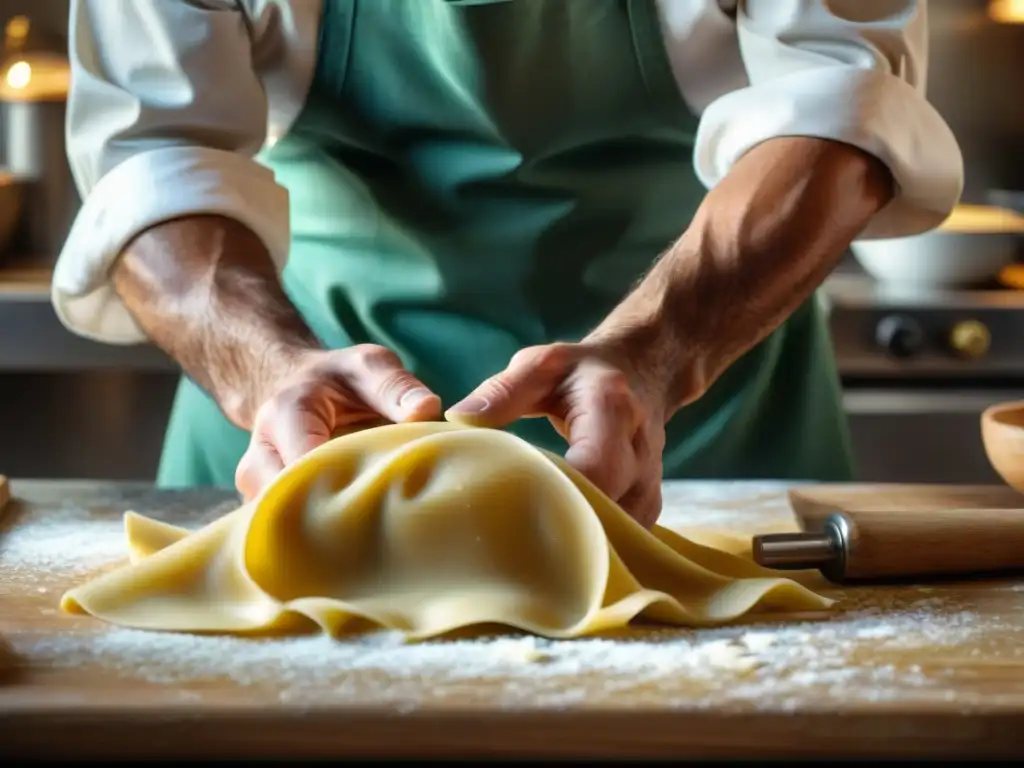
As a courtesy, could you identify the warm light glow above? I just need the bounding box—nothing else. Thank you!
[989,0,1024,23]
[0,57,70,100]
[5,15,30,40]
[939,204,1024,234]
[5,60,31,90]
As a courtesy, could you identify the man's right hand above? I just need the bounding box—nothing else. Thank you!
[234,345,441,501]
[110,215,442,501]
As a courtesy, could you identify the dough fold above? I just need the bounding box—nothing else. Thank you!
[61,422,832,639]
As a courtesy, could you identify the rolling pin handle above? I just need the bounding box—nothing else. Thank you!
[752,512,851,582]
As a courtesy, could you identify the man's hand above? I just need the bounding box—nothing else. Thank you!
[111,215,442,501]
[236,345,441,500]
[447,136,894,527]
[447,341,668,527]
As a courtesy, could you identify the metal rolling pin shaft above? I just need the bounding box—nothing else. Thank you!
[752,513,852,584]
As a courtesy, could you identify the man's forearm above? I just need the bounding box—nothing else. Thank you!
[589,136,894,413]
[112,215,322,429]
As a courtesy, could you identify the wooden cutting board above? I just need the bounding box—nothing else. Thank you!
[787,483,1024,581]
[5,480,1024,759]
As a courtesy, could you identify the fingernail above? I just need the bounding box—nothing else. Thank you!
[400,388,433,409]
[449,395,488,414]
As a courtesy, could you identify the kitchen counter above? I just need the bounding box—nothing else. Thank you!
[0,264,872,374]
[0,266,174,371]
[2,479,1024,759]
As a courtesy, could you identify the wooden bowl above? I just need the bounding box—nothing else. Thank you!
[981,401,1024,491]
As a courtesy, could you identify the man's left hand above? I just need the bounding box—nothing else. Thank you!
[446,342,668,527]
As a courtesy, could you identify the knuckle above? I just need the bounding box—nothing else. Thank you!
[234,453,258,500]
[570,443,631,496]
[587,457,620,485]
[507,347,537,370]
[562,409,586,441]
[593,373,636,414]
[479,374,517,403]
[512,343,573,374]
[250,403,281,437]
[348,343,401,371]
[236,437,284,501]
[271,382,311,407]
[619,478,663,526]
[256,383,313,429]
[537,342,575,372]
[640,490,663,526]
[597,367,632,392]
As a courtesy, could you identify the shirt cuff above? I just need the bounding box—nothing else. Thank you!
[52,146,291,345]
[692,65,964,241]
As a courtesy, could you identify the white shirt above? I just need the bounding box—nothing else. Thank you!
[55,0,964,345]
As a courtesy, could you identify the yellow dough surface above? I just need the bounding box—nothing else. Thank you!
[61,422,833,639]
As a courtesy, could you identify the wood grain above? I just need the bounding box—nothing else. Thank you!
[789,483,1024,523]
[2,479,1024,759]
[789,484,1024,580]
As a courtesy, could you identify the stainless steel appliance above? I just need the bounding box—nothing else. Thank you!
[0,14,78,259]
[927,0,1024,201]
[825,264,1024,484]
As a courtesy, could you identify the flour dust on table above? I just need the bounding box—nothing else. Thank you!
[3,474,1021,712]
[14,590,997,710]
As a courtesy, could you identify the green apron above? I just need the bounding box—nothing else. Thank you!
[157,0,856,489]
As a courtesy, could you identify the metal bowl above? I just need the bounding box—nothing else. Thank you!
[0,170,25,255]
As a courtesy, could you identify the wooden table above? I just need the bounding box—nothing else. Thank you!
[2,479,1024,759]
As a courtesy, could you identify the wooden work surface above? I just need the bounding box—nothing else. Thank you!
[2,479,1024,759]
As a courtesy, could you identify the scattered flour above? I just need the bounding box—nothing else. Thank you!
[0,509,127,575]
[660,483,785,525]
[1,482,1017,711]
[9,597,992,710]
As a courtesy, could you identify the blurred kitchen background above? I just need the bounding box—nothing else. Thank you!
[0,0,1023,484]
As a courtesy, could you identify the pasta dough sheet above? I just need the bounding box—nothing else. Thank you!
[61,422,833,640]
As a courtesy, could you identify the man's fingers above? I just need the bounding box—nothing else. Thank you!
[563,377,639,503]
[235,441,285,502]
[339,344,442,423]
[271,405,334,465]
[446,344,571,427]
[446,369,548,427]
[617,479,663,528]
[564,431,635,504]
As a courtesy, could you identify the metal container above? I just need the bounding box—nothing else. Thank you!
[0,15,77,260]
[0,95,78,257]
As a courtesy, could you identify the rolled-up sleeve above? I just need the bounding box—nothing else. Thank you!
[54,0,291,345]
[692,0,964,240]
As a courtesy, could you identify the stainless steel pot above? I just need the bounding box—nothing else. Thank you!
[0,15,77,260]
[0,96,79,257]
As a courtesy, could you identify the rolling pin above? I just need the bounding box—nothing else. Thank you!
[752,506,1024,584]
